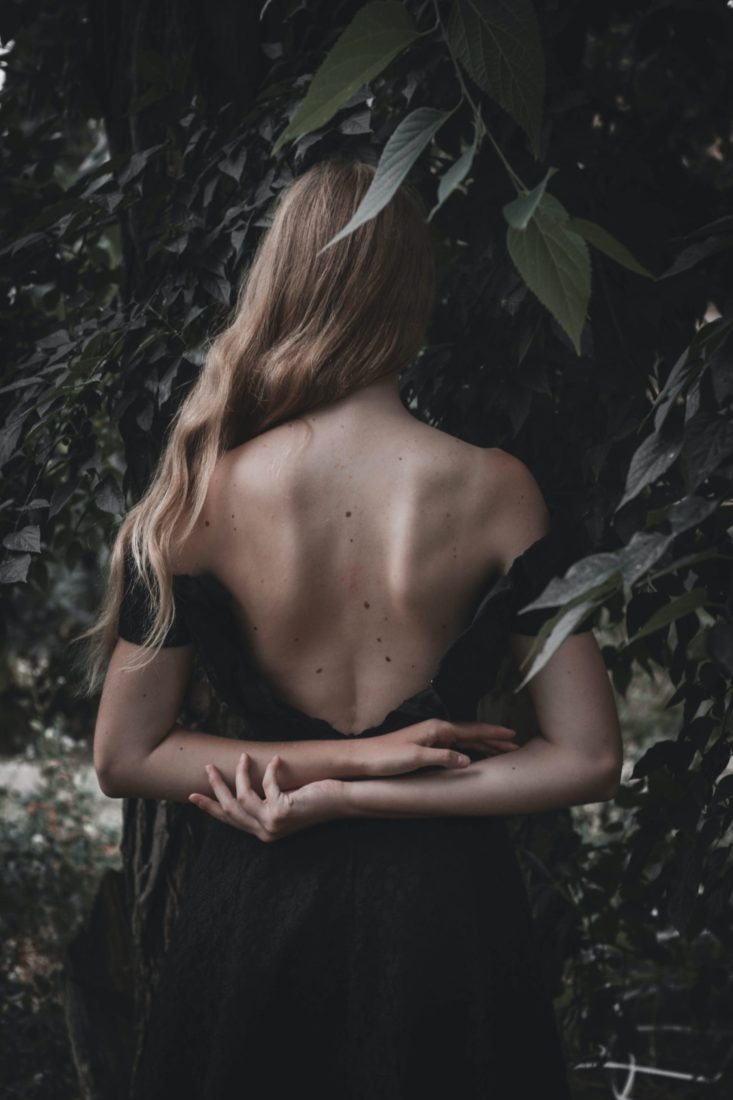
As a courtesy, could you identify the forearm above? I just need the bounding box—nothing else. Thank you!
[343,735,619,819]
[101,725,365,802]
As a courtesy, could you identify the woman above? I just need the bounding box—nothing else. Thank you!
[87,159,623,1098]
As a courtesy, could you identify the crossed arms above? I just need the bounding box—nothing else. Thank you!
[93,625,623,819]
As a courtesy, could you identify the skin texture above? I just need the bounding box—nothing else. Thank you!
[93,369,623,826]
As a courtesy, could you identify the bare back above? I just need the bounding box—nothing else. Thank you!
[174,402,522,737]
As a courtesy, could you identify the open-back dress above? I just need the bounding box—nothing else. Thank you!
[118,512,588,1100]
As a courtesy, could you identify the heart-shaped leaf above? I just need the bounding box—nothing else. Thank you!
[506,193,590,354]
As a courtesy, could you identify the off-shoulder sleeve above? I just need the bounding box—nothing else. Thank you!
[117,551,192,647]
[504,515,592,636]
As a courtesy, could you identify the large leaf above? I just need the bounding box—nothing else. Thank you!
[506,193,591,354]
[272,2,419,155]
[502,168,556,230]
[567,216,655,279]
[319,106,452,252]
[448,0,545,153]
[616,430,684,510]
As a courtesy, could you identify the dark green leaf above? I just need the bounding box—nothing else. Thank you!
[319,107,452,252]
[506,193,591,355]
[95,475,125,514]
[503,168,556,230]
[448,0,545,153]
[2,525,41,553]
[567,217,655,279]
[0,553,31,584]
[272,2,419,154]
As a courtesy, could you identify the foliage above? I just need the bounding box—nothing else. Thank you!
[1,0,733,1095]
[0,726,121,1100]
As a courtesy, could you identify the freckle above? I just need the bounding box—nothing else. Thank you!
[385,655,392,662]
[364,601,370,608]
[316,667,323,673]
[204,520,210,526]
[231,514,235,518]
[345,510,352,517]
[253,625,258,631]
[411,663,415,668]
[377,636,381,642]
[350,538,354,542]
[398,456,402,461]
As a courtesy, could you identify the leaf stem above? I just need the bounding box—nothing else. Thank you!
[430,0,527,192]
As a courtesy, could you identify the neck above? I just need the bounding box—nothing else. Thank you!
[307,370,408,423]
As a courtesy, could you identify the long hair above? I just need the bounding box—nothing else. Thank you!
[75,157,436,694]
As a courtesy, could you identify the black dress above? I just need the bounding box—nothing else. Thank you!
[118,514,588,1100]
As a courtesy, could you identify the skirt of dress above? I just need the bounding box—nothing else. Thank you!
[130,811,572,1100]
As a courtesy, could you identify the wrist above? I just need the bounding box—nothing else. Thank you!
[340,737,376,780]
[336,777,362,819]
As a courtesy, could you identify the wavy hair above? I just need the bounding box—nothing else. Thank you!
[75,157,436,695]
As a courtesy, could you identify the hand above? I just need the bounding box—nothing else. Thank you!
[188,752,345,842]
[359,718,520,778]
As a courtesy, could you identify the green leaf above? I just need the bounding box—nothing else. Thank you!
[95,475,125,514]
[502,167,557,230]
[567,217,655,279]
[0,553,31,584]
[429,142,477,220]
[624,588,708,645]
[2,525,40,553]
[448,0,545,154]
[506,193,591,355]
[515,587,613,691]
[272,2,419,155]
[616,431,683,510]
[319,106,453,253]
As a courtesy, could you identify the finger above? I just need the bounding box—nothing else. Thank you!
[188,792,229,823]
[261,754,282,800]
[205,763,237,813]
[465,739,521,755]
[424,748,472,769]
[189,792,264,835]
[235,751,262,805]
[477,724,517,740]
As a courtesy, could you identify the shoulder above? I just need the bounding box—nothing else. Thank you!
[479,448,551,575]
[168,450,239,575]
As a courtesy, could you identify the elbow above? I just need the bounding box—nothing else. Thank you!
[591,755,623,802]
[95,759,124,799]
[94,752,133,800]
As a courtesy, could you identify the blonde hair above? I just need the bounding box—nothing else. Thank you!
[74,157,436,694]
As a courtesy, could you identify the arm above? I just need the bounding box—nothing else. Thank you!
[93,638,371,802]
[341,629,623,819]
[338,455,623,820]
